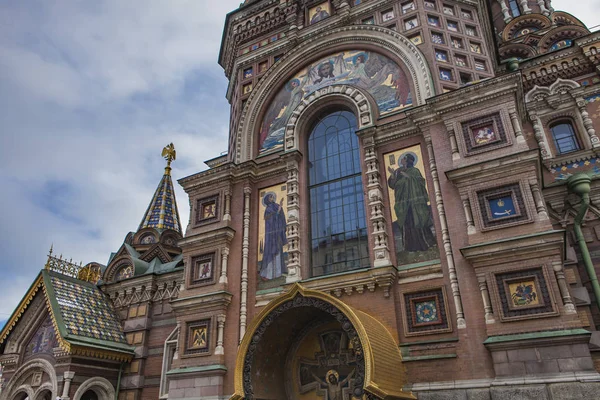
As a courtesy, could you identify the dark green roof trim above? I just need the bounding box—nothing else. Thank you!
[484,329,590,344]
[166,365,228,375]
[401,354,457,362]
[66,336,135,354]
[41,270,70,340]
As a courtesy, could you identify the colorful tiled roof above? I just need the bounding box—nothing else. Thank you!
[0,268,133,362]
[45,272,126,345]
[138,150,182,233]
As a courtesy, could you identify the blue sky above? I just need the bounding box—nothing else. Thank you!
[0,0,598,329]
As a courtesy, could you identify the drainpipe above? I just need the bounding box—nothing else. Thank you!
[115,362,124,400]
[567,173,600,310]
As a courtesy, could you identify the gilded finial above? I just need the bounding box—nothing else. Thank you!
[161,143,176,174]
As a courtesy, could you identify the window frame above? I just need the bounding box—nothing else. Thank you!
[306,109,370,278]
[549,119,580,155]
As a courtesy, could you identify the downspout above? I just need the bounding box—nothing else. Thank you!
[567,173,600,310]
[115,362,124,400]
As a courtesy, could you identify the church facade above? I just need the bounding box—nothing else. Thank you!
[3,1,600,399]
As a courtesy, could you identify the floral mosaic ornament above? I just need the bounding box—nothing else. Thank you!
[549,157,600,183]
[415,299,439,324]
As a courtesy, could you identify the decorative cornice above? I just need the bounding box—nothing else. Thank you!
[170,291,233,315]
[300,265,398,298]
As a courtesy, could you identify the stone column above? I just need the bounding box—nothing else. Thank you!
[219,247,229,284]
[286,156,302,282]
[519,0,532,13]
[363,133,392,267]
[239,186,251,343]
[497,0,512,22]
[577,98,600,149]
[215,314,226,355]
[461,197,476,235]
[531,114,552,159]
[478,276,496,324]
[445,121,461,160]
[529,181,549,220]
[223,188,232,221]
[508,107,525,143]
[425,135,466,329]
[537,0,550,15]
[62,371,75,400]
[553,261,577,314]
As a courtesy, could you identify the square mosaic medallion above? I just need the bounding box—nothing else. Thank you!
[494,268,556,321]
[477,183,529,229]
[196,195,219,225]
[403,288,451,336]
[185,319,211,355]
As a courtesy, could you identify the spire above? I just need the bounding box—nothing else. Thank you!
[138,143,182,233]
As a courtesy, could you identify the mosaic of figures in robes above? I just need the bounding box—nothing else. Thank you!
[259,50,413,154]
[308,2,331,25]
[257,184,289,290]
[383,145,439,264]
[294,329,360,400]
[24,315,59,357]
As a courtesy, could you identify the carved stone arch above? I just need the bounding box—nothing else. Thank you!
[235,25,435,163]
[33,382,53,400]
[499,43,537,61]
[538,25,589,53]
[0,359,58,400]
[551,11,587,28]
[502,14,552,41]
[525,78,580,102]
[283,84,377,152]
[10,386,34,400]
[73,377,115,400]
[104,256,135,283]
[231,284,414,400]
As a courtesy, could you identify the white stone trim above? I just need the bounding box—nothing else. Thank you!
[72,377,115,400]
[0,359,57,400]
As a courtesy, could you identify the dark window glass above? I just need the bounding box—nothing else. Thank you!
[551,121,579,154]
[508,0,520,17]
[308,110,369,277]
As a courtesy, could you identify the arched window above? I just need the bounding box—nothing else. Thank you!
[550,120,579,154]
[81,390,99,400]
[508,0,521,17]
[308,110,369,277]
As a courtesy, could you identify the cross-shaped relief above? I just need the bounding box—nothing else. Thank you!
[297,330,358,400]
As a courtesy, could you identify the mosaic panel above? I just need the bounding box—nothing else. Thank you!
[195,195,219,225]
[495,268,554,320]
[383,144,439,265]
[460,112,508,154]
[185,319,211,355]
[308,2,331,25]
[403,288,451,336]
[24,315,59,357]
[50,275,127,344]
[191,253,215,286]
[477,184,528,229]
[257,183,288,290]
[259,50,413,154]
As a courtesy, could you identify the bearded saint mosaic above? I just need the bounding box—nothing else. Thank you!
[257,183,289,290]
[259,50,413,154]
[383,144,439,265]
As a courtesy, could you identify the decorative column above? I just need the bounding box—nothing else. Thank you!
[518,0,532,14]
[62,371,75,400]
[508,107,526,143]
[363,133,392,267]
[223,188,232,221]
[497,0,512,22]
[445,121,461,160]
[219,247,229,284]
[531,114,552,159]
[239,186,251,343]
[553,261,577,314]
[286,155,302,283]
[537,0,550,15]
[425,135,466,329]
[215,314,226,355]
[461,197,476,235]
[529,181,549,220]
[576,98,600,148]
[477,276,496,324]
